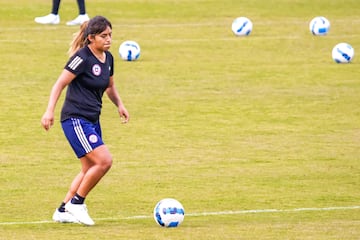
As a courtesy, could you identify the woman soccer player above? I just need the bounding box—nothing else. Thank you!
[41,16,129,225]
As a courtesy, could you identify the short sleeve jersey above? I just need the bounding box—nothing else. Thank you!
[61,46,114,123]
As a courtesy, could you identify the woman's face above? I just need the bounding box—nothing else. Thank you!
[89,26,112,51]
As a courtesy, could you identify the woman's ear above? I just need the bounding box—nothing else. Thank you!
[87,34,95,43]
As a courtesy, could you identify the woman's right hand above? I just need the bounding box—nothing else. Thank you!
[41,111,54,131]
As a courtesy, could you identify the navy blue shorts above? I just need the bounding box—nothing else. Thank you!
[61,118,104,158]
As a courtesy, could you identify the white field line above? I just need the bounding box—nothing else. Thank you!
[3,18,360,31]
[0,205,359,226]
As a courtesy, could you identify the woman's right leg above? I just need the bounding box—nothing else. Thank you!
[63,171,85,204]
[53,171,84,223]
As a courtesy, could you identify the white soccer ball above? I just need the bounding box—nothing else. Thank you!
[119,40,141,61]
[153,198,185,227]
[231,17,253,36]
[309,16,330,35]
[332,43,355,63]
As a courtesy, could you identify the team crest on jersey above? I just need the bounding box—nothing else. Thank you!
[92,64,101,76]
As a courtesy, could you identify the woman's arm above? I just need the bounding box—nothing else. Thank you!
[106,76,130,123]
[41,69,76,131]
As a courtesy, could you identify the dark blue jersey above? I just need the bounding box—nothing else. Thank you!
[61,46,114,123]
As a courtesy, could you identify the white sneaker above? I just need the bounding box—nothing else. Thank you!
[34,14,60,25]
[65,202,95,226]
[66,14,90,26]
[52,209,79,223]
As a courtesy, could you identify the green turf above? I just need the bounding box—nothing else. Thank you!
[1,0,360,239]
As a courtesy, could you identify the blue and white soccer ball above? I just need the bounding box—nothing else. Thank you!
[231,17,253,36]
[309,16,330,36]
[332,43,355,63]
[119,40,141,61]
[153,198,185,228]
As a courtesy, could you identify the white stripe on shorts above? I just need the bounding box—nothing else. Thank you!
[71,118,93,154]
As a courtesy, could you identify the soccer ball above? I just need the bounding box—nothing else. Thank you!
[231,17,253,36]
[153,198,185,227]
[119,40,141,61]
[332,43,355,63]
[309,16,330,35]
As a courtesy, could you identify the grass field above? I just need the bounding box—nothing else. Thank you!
[1,0,360,239]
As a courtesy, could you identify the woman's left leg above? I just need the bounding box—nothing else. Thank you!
[65,144,112,225]
[77,144,113,197]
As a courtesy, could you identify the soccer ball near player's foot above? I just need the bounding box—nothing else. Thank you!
[153,198,185,227]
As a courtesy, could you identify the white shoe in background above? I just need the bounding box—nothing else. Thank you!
[66,14,90,26]
[34,14,60,25]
